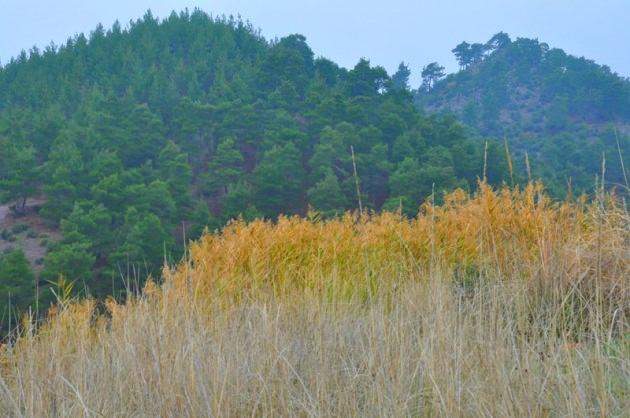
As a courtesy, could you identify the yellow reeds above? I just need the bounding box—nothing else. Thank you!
[158,183,627,310]
[0,182,628,417]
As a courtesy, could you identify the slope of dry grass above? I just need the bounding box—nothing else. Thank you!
[0,183,628,417]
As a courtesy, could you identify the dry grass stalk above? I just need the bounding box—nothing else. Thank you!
[0,183,627,417]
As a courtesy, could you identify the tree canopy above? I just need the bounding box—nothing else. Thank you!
[419,32,630,196]
[6,14,611,327]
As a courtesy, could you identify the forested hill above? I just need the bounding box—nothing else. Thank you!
[0,10,508,315]
[416,32,630,195]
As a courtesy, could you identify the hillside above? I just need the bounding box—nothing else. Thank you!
[416,33,630,195]
[0,10,628,415]
[0,12,628,328]
[0,10,512,321]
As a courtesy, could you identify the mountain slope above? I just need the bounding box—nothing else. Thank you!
[417,33,630,194]
[0,10,502,319]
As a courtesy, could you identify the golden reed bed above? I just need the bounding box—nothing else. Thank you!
[1,183,628,417]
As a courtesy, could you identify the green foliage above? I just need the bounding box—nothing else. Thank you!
[391,62,411,91]
[421,62,445,91]
[0,249,35,313]
[386,157,428,216]
[42,241,95,284]
[545,95,569,131]
[0,141,38,214]
[202,137,244,197]
[157,141,192,210]
[254,143,305,218]
[419,32,630,196]
[61,202,114,258]
[41,135,85,222]
[2,14,589,303]
[110,210,173,280]
[11,224,29,235]
[188,200,219,238]
[222,181,261,223]
[307,169,349,217]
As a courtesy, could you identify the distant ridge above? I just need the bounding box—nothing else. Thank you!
[416,33,630,194]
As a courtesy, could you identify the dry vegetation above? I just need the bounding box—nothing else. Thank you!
[0,183,628,417]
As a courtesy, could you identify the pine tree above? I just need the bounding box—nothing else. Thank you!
[307,169,348,217]
[0,142,38,214]
[202,137,244,197]
[392,62,411,91]
[221,181,261,222]
[0,248,35,311]
[157,141,193,210]
[189,200,219,238]
[42,241,95,283]
[254,143,305,217]
[41,135,85,222]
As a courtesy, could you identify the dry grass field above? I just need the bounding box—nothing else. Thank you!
[0,183,628,417]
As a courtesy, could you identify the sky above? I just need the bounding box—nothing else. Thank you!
[1,0,629,87]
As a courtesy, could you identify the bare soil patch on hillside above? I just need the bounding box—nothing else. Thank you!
[0,199,61,272]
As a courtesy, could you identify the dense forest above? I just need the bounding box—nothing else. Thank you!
[0,10,512,322]
[416,32,630,195]
[0,10,628,327]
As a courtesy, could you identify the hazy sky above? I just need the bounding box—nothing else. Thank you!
[1,0,629,86]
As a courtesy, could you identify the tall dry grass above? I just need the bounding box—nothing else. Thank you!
[0,183,628,417]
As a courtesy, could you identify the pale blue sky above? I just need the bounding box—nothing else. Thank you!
[1,0,629,87]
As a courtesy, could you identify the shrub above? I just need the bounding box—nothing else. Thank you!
[0,229,12,241]
[11,224,29,234]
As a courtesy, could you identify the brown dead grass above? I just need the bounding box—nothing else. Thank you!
[0,183,628,417]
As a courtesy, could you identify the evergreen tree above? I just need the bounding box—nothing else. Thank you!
[0,248,35,312]
[61,202,114,260]
[41,135,85,223]
[42,241,95,283]
[452,42,472,69]
[189,200,219,238]
[392,62,411,91]
[307,168,348,217]
[202,137,244,196]
[157,141,193,210]
[0,142,38,214]
[254,143,305,217]
[346,59,389,97]
[385,157,426,216]
[88,149,124,184]
[222,181,261,222]
[420,62,445,91]
[309,128,350,182]
[486,32,511,51]
[122,180,177,225]
[111,211,173,278]
[259,34,315,94]
[469,43,487,64]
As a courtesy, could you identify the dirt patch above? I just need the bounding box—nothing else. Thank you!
[0,199,61,273]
